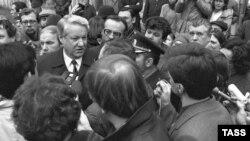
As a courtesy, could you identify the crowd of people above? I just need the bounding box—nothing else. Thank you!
[1,0,250,141]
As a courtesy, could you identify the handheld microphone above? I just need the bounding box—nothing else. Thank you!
[228,84,247,102]
[212,87,234,103]
[62,71,70,80]
[62,71,77,85]
[71,80,82,95]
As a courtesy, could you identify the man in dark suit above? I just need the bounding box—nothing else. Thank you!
[161,43,234,141]
[37,14,99,110]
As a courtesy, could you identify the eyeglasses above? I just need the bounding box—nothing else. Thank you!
[103,29,122,38]
[22,20,37,26]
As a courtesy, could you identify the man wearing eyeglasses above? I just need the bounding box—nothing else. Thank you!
[20,8,40,41]
[20,8,40,54]
[101,15,127,43]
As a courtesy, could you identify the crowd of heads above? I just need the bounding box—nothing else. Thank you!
[1,1,250,141]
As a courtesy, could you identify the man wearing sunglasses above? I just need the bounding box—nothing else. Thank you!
[101,15,127,44]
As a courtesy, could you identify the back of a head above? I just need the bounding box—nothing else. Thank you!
[99,39,136,60]
[161,43,217,100]
[231,43,250,75]
[12,74,81,141]
[222,37,246,49]
[84,54,149,118]
[0,42,36,99]
[98,5,115,20]
[88,16,104,39]
[212,51,229,88]
[46,14,62,27]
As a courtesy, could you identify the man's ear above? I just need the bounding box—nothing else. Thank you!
[145,57,153,67]
[97,38,102,45]
[132,17,136,24]
[23,71,33,82]
[172,83,185,97]
[59,35,64,44]
[101,108,108,114]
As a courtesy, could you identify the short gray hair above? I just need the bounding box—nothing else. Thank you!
[57,14,89,37]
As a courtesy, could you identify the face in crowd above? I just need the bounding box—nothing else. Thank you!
[101,19,126,43]
[40,30,60,56]
[118,10,134,29]
[145,28,164,46]
[60,23,88,59]
[206,34,221,51]
[0,28,14,44]
[21,12,39,36]
[214,0,225,11]
[188,25,210,46]
[0,18,16,44]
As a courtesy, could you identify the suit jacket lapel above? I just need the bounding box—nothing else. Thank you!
[78,48,97,80]
[51,48,68,75]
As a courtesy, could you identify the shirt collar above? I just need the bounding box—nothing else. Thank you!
[0,95,13,108]
[63,49,82,71]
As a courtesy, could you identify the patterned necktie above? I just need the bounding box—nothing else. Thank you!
[71,60,78,74]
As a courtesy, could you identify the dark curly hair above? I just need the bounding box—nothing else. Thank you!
[145,16,172,40]
[232,43,250,75]
[12,74,81,141]
[222,37,246,49]
[0,18,17,38]
[0,42,36,99]
[212,0,229,10]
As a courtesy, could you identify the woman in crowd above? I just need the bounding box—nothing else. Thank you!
[87,16,104,47]
[209,0,233,37]
[206,30,226,51]
[160,0,178,33]
[39,25,61,56]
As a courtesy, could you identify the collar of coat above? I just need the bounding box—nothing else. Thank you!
[104,97,158,140]
[51,48,94,68]
[169,96,222,133]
